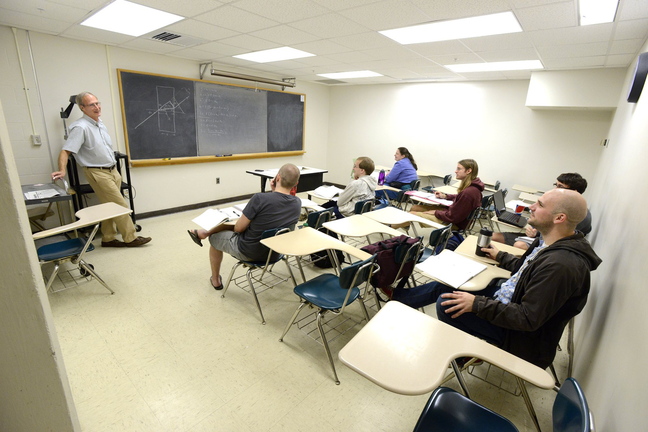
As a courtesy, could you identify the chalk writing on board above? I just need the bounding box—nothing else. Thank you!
[133,86,191,134]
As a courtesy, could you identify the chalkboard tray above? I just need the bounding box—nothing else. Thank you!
[117,69,305,167]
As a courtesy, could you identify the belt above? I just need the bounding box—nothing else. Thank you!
[86,165,115,170]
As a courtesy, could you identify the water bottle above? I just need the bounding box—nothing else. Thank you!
[378,169,385,186]
[475,227,492,257]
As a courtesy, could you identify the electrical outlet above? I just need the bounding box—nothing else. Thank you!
[216,177,220,184]
[31,135,42,146]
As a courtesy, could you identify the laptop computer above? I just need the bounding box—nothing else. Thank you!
[492,190,528,228]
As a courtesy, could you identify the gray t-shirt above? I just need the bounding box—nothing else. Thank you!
[239,191,302,261]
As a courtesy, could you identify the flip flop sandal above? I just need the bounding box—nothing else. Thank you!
[188,229,203,247]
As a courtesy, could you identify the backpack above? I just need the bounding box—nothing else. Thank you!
[445,231,464,251]
[361,235,420,298]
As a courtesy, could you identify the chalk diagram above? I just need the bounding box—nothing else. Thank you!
[134,86,191,133]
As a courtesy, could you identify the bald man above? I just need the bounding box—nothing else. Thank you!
[393,189,602,368]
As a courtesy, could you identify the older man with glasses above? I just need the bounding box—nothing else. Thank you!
[52,92,151,248]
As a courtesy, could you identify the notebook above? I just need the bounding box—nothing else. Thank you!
[493,190,528,228]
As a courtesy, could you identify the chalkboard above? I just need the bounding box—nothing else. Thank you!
[117,70,305,165]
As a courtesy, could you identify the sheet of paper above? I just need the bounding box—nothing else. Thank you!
[191,208,229,230]
[300,198,325,211]
[415,250,487,289]
[24,189,60,200]
[234,202,247,212]
[313,185,343,199]
[406,191,452,206]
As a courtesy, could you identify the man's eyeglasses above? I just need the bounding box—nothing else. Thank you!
[83,102,101,108]
[553,182,569,189]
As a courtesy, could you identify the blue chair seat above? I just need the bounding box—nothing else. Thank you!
[37,238,94,262]
[294,274,361,310]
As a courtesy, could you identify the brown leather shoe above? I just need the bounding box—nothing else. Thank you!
[125,236,152,247]
[101,239,126,247]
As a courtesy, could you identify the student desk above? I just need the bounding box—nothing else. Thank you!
[339,301,554,396]
[513,184,543,194]
[22,181,74,228]
[246,166,327,193]
[455,235,523,265]
[362,206,444,237]
[323,215,402,244]
[432,185,458,195]
[518,191,540,203]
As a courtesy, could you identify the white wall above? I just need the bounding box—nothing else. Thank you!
[327,80,613,195]
[575,41,648,431]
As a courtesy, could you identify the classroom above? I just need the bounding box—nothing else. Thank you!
[1,1,647,431]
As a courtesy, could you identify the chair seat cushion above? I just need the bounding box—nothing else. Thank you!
[294,274,361,310]
[37,238,94,262]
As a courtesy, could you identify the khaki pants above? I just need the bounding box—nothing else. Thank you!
[83,167,136,243]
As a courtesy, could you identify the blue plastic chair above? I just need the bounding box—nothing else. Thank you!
[417,224,453,263]
[413,378,593,432]
[279,255,377,384]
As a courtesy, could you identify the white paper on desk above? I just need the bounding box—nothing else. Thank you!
[192,209,230,230]
[416,250,487,289]
[300,198,325,211]
[234,202,247,212]
[313,185,343,199]
[24,189,60,200]
[406,191,452,206]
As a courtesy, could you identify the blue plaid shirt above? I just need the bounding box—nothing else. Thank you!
[494,241,547,304]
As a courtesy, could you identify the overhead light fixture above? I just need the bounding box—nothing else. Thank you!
[81,0,184,37]
[579,0,619,26]
[234,47,315,63]
[380,11,522,45]
[445,60,544,73]
[317,71,383,79]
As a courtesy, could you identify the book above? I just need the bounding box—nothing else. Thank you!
[415,250,487,289]
[192,207,241,230]
[313,185,343,199]
[406,191,452,206]
[300,198,325,211]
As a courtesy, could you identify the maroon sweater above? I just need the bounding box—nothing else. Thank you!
[435,178,485,230]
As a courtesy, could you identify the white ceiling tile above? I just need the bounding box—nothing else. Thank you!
[60,25,135,45]
[292,39,353,56]
[194,5,280,33]
[460,32,535,52]
[614,18,648,40]
[515,1,578,31]
[232,0,330,24]
[119,38,183,54]
[339,0,432,31]
[329,31,400,50]
[164,19,239,41]
[606,53,636,66]
[192,41,249,56]
[428,52,487,65]
[617,0,648,21]
[289,13,370,38]
[477,47,540,62]
[407,40,473,57]
[249,25,320,46]
[609,38,645,54]
[0,8,71,34]
[410,0,511,21]
[543,56,606,68]
[538,42,609,59]
[216,34,279,51]
[135,0,225,18]
[311,0,382,12]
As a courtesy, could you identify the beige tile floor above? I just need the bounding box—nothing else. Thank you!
[44,198,568,432]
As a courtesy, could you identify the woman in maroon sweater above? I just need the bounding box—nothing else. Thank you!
[410,159,484,230]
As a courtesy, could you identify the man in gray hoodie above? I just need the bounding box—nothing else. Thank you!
[323,157,377,218]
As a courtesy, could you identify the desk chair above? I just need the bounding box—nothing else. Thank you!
[413,378,592,432]
[418,224,453,263]
[28,203,55,232]
[300,208,341,273]
[221,228,298,324]
[34,202,132,294]
[354,199,374,215]
[279,255,377,384]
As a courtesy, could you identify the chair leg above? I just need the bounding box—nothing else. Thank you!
[78,260,114,294]
[450,360,472,399]
[567,318,575,378]
[44,262,61,292]
[516,377,542,432]
[316,310,340,384]
[245,268,266,325]
[221,262,241,297]
[548,363,560,387]
[282,257,298,287]
[279,300,308,341]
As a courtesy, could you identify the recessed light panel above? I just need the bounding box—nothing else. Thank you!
[234,47,315,63]
[317,71,383,79]
[579,0,619,26]
[81,0,184,37]
[380,12,522,45]
[445,60,544,73]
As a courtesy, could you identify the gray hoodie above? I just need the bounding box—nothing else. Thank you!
[337,175,377,217]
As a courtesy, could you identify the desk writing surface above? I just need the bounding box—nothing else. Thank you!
[456,235,523,265]
[416,250,510,291]
[512,184,543,194]
[433,185,458,195]
[22,183,72,205]
[323,215,402,238]
[33,203,132,240]
[363,206,445,230]
[338,301,555,395]
[518,192,540,203]
[260,226,371,261]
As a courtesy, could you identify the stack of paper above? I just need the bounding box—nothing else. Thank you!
[192,207,241,230]
[415,250,487,289]
[406,191,452,206]
[301,198,325,211]
[313,185,343,199]
[24,189,60,200]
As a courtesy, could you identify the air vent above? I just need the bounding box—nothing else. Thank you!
[146,31,208,48]
[315,79,347,85]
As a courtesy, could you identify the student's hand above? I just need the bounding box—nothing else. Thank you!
[435,191,446,199]
[270,176,277,191]
[440,291,475,318]
[525,226,538,237]
[480,244,499,260]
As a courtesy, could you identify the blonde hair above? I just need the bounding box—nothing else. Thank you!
[457,159,479,192]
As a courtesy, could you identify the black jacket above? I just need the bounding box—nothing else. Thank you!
[473,233,602,368]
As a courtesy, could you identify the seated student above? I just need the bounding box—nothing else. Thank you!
[380,147,418,200]
[493,173,592,250]
[392,188,602,369]
[322,157,377,219]
[187,163,302,290]
[396,159,483,231]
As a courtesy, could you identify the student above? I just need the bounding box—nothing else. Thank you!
[52,92,151,248]
[493,173,592,250]
[403,159,484,231]
[322,157,377,218]
[187,164,301,290]
[393,188,602,369]
[379,147,418,200]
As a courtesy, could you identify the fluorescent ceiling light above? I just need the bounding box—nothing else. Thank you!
[380,12,522,45]
[81,0,183,37]
[445,60,544,73]
[579,0,619,26]
[317,71,383,79]
[234,47,315,63]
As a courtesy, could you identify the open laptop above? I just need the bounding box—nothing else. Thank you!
[492,190,528,228]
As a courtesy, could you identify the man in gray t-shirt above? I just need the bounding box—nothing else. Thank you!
[188,163,301,290]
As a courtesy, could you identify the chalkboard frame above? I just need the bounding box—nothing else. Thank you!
[117,69,306,167]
